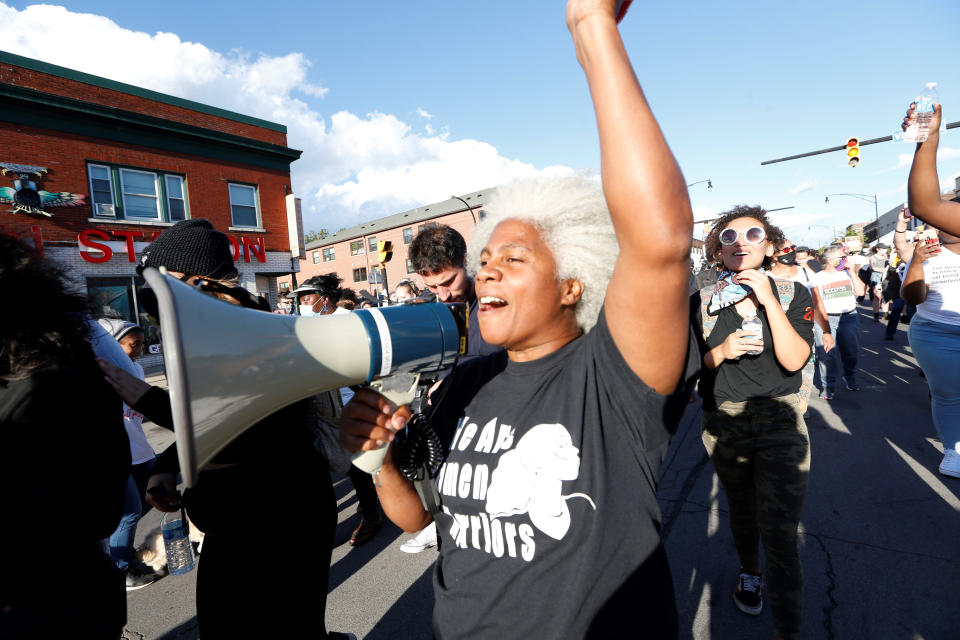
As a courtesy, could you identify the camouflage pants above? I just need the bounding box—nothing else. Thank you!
[702,394,811,640]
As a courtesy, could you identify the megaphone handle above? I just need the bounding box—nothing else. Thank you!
[350,373,421,475]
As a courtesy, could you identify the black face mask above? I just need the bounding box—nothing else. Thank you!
[777,253,797,266]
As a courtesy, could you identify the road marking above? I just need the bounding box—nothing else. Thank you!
[886,438,960,512]
[926,437,944,454]
[893,375,910,385]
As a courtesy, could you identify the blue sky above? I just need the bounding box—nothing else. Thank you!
[2,0,959,245]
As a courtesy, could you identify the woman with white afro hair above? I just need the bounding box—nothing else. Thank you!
[467,173,618,334]
[342,1,696,637]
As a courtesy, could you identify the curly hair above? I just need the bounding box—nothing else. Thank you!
[301,273,343,302]
[0,233,94,384]
[466,174,618,334]
[703,205,784,270]
[409,224,467,273]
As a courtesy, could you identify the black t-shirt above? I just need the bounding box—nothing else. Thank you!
[690,279,814,410]
[426,307,689,639]
[466,296,502,361]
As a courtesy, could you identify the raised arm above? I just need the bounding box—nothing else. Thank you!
[907,103,960,236]
[893,209,915,263]
[568,0,693,394]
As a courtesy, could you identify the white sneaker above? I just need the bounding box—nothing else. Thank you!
[400,523,437,553]
[939,449,960,479]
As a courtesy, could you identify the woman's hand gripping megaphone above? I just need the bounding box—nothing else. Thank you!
[340,387,412,466]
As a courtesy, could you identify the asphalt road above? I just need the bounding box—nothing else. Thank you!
[122,305,959,639]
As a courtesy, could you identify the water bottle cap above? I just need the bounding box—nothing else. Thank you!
[925,82,937,90]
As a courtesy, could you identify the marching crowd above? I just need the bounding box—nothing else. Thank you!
[2,1,959,639]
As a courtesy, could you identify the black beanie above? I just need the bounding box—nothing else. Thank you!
[140,219,238,280]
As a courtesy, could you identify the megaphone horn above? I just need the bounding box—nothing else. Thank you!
[142,268,464,487]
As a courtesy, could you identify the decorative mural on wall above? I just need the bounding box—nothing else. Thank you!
[0,162,86,217]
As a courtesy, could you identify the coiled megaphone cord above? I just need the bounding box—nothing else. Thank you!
[393,414,444,482]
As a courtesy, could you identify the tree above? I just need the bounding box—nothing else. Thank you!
[304,229,329,243]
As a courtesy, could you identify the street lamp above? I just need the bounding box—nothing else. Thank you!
[824,193,880,245]
[687,179,713,192]
[451,194,477,225]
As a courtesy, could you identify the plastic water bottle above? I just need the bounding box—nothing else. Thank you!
[910,82,939,143]
[161,509,195,576]
[741,315,763,356]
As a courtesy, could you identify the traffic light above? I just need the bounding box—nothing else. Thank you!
[377,240,393,263]
[846,137,860,167]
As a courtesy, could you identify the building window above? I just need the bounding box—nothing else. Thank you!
[86,163,188,222]
[119,168,160,219]
[165,175,186,222]
[312,251,320,264]
[322,248,335,262]
[368,236,377,253]
[88,165,114,216]
[228,183,259,228]
[406,258,416,274]
[418,224,429,235]
[87,276,161,351]
[350,240,365,256]
[352,267,367,283]
[403,227,413,244]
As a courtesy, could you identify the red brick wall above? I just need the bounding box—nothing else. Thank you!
[282,208,480,296]
[0,64,287,146]
[0,122,292,252]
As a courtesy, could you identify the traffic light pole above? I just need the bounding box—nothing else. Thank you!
[380,265,389,305]
[761,120,960,165]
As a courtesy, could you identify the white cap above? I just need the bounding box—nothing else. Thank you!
[925,82,937,90]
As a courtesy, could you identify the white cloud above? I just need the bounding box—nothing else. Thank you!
[787,179,819,196]
[0,2,566,230]
[889,147,960,171]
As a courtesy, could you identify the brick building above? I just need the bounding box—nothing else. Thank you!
[0,51,304,370]
[288,190,487,299]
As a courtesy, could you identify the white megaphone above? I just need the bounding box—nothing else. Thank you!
[142,268,466,488]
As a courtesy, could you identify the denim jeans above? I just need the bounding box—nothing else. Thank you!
[909,316,960,452]
[815,311,860,392]
[109,458,155,571]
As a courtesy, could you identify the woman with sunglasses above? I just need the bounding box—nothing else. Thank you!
[691,206,814,640]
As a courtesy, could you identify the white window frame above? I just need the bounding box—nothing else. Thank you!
[312,251,320,264]
[87,163,115,216]
[118,168,161,220]
[323,248,335,262]
[228,183,261,228]
[164,175,187,222]
[350,240,365,256]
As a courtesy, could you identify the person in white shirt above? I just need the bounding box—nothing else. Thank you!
[97,319,160,591]
[810,247,866,399]
[902,226,960,478]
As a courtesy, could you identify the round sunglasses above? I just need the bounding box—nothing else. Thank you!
[719,226,766,246]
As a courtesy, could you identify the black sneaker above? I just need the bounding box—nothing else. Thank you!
[125,564,160,592]
[734,570,763,615]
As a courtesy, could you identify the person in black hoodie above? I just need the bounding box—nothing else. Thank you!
[98,219,346,640]
[0,233,130,639]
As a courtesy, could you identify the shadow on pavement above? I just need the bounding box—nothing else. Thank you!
[364,566,435,640]
[155,617,198,639]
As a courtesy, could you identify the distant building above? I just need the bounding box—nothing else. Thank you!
[285,190,488,298]
[0,51,304,369]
